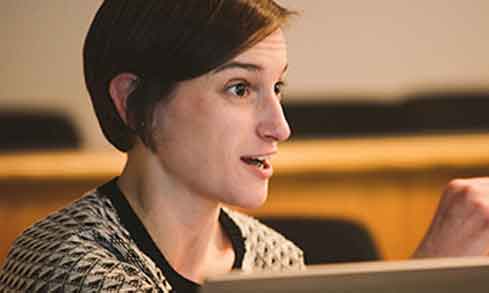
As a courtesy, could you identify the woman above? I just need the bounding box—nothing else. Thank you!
[2,0,489,292]
[1,1,303,292]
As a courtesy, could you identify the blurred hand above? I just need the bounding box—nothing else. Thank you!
[413,177,489,258]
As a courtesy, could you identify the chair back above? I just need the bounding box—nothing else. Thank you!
[259,217,380,265]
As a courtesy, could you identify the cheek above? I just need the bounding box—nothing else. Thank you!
[152,98,243,166]
[212,110,256,151]
[151,89,258,169]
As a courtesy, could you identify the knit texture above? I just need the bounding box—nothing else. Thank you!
[0,190,304,292]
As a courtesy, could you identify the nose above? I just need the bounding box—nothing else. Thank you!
[256,95,291,143]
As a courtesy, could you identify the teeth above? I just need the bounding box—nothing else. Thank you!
[243,155,272,170]
[252,157,268,169]
[243,156,268,169]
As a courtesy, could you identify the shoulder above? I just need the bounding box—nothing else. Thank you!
[0,190,171,292]
[223,208,305,272]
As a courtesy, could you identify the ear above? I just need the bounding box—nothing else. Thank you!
[109,73,139,125]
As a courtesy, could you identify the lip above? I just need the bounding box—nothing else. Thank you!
[244,150,277,158]
[241,159,273,179]
[240,151,276,180]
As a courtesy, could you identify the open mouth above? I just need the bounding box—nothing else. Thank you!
[241,156,271,170]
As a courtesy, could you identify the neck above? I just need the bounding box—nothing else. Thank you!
[117,145,234,283]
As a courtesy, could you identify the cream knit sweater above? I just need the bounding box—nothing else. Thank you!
[0,190,304,292]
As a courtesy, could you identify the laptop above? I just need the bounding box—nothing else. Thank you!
[201,257,489,293]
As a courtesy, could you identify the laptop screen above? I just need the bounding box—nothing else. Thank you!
[201,257,489,293]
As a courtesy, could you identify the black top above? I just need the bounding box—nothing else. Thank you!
[98,178,245,293]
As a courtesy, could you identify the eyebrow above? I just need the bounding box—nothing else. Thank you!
[212,62,288,75]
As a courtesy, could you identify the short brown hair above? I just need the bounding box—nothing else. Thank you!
[83,0,294,152]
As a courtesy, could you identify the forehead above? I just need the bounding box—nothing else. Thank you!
[232,29,288,69]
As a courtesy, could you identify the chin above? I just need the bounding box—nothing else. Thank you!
[228,186,268,210]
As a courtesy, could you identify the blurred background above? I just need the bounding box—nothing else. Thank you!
[2,0,489,148]
[1,0,489,264]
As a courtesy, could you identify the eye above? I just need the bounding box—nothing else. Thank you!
[228,82,250,97]
[274,81,286,96]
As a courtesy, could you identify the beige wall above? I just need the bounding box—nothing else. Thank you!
[1,0,106,149]
[281,0,489,99]
[2,1,489,149]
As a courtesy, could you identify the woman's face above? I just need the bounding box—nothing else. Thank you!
[150,29,290,209]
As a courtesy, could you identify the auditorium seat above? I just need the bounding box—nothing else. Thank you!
[0,110,80,151]
[283,91,489,139]
[259,217,381,265]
